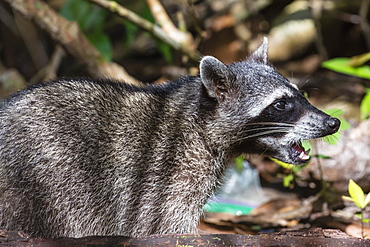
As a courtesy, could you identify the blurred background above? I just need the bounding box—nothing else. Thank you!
[1,0,370,238]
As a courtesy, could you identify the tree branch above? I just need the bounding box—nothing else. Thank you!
[146,0,194,47]
[4,0,141,85]
[360,0,370,50]
[88,0,202,62]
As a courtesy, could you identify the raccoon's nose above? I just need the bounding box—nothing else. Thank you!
[325,117,340,131]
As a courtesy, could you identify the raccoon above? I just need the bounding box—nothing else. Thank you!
[0,38,340,238]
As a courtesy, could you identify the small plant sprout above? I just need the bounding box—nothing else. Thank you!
[342,179,370,238]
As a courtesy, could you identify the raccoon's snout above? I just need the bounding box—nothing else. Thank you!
[325,117,340,133]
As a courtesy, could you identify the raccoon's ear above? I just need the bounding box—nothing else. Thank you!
[248,37,269,65]
[200,56,233,100]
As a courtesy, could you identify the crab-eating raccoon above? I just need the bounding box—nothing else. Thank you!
[0,38,340,238]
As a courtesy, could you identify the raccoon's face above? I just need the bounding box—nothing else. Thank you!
[232,65,340,165]
[240,88,340,165]
[200,37,340,165]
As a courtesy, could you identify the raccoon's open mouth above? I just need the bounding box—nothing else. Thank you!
[290,141,310,163]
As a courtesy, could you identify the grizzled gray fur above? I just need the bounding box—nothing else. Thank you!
[0,38,340,238]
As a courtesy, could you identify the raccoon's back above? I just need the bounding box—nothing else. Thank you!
[1,78,149,117]
[0,78,161,140]
[0,79,166,237]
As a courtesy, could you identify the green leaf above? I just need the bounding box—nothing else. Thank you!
[355,212,363,219]
[322,133,339,145]
[87,32,112,61]
[324,109,351,131]
[342,195,355,202]
[339,118,351,131]
[283,174,293,187]
[322,109,350,145]
[313,154,332,159]
[361,91,370,120]
[60,0,83,20]
[324,109,343,118]
[82,6,106,32]
[302,140,312,153]
[364,193,370,207]
[348,52,370,67]
[122,20,139,47]
[60,0,112,61]
[61,0,107,31]
[292,163,308,173]
[322,58,370,80]
[348,179,366,209]
[235,155,244,174]
[270,158,295,169]
[155,40,173,64]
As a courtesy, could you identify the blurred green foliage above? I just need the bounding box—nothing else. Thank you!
[61,0,112,61]
[60,0,173,63]
[322,57,370,80]
[322,54,370,120]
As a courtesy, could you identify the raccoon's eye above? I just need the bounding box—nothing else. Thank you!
[273,100,287,110]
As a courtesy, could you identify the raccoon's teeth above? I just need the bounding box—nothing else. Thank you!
[299,149,311,161]
[291,142,311,163]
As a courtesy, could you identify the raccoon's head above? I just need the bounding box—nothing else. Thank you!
[200,37,340,165]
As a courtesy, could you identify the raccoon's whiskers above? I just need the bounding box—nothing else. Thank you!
[244,122,295,127]
[235,126,292,142]
[241,129,291,140]
[241,126,292,133]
